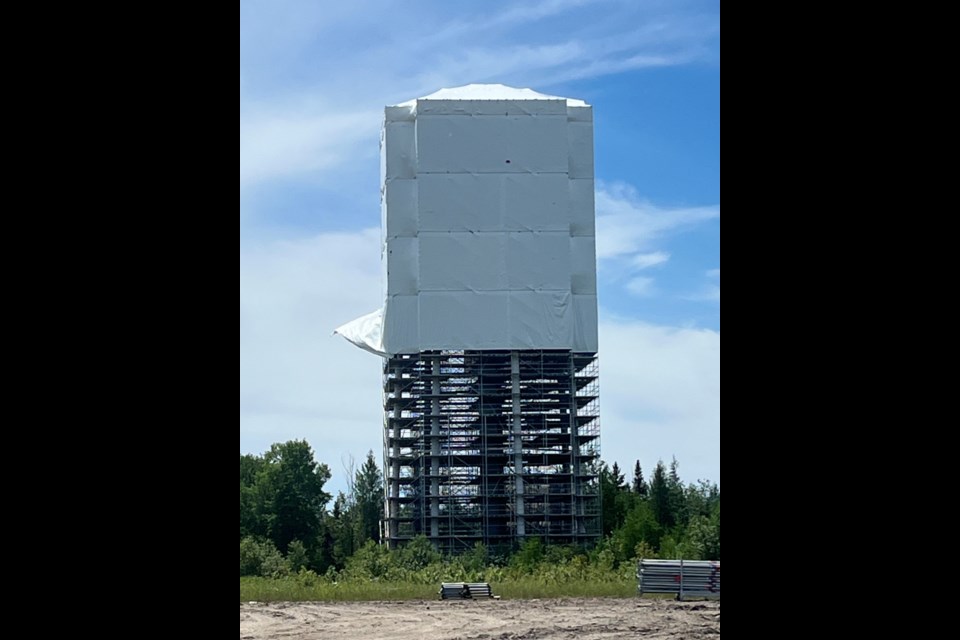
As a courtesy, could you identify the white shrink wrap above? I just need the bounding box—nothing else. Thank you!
[340,85,599,356]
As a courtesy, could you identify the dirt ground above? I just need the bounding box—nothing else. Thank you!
[239,597,720,639]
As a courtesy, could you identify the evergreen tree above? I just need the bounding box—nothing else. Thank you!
[667,457,687,527]
[599,463,625,536]
[330,491,354,567]
[649,460,673,528]
[354,450,384,545]
[611,499,662,561]
[611,462,626,490]
[685,479,720,519]
[632,461,649,497]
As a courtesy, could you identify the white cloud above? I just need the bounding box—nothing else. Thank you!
[239,0,721,492]
[596,184,718,297]
[240,229,386,495]
[411,42,587,95]
[599,319,720,485]
[596,183,720,260]
[491,0,602,27]
[631,251,671,270]
[682,269,721,302]
[240,3,719,200]
[241,228,719,495]
[626,276,656,297]
[239,106,380,189]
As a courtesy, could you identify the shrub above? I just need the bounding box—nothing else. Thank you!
[287,540,309,572]
[240,536,290,578]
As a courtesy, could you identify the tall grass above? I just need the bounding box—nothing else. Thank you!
[240,538,651,602]
[241,577,437,602]
[240,577,636,602]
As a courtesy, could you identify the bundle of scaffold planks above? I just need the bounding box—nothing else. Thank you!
[439,582,498,600]
[637,560,720,600]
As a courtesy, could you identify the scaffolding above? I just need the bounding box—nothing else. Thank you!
[383,350,601,554]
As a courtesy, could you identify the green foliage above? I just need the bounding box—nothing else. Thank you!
[287,540,309,572]
[591,545,615,573]
[610,500,662,563]
[462,543,489,572]
[667,457,688,527]
[240,537,263,577]
[544,544,577,566]
[610,462,626,490]
[354,451,383,545]
[240,445,720,600]
[634,541,657,560]
[632,461,649,497]
[685,510,720,561]
[649,461,673,528]
[261,546,291,578]
[329,492,356,568]
[324,452,385,571]
[512,537,544,570]
[685,479,720,520]
[261,441,332,552]
[239,441,332,556]
[295,568,320,588]
[397,535,441,571]
[658,535,679,560]
[600,464,630,536]
[240,576,439,602]
[240,537,289,578]
[344,540,393,580]
[240,455,267,540]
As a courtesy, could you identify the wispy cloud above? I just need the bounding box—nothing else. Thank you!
[239,1,720,490]
[492,0,603,27]
[599,318,720,483]
[240,107,380,189]
[596,183,719,298]
[240,1,720,209]
[683,269,721,302]
[240,229,385,494]
[632,252,671,270]
[596,183,720,260]
[626,276,657,297]
[241,226,720,493]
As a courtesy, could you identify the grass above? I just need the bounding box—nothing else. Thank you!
[494,579,635,599]
[240,577,637,603]
[241,578,437,602]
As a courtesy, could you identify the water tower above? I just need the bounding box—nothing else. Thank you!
[337,85,600,553]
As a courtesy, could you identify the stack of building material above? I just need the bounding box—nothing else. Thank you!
[439,582,497,600]
[637,560,720,599]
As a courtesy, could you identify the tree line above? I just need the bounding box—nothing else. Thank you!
[240,440,719,579]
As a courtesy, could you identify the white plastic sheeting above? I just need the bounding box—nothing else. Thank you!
[334,309,386,357]
[337,84,599,356]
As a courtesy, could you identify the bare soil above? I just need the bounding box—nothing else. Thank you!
[239,597,720,639]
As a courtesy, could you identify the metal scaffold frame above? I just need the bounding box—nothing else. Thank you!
[383,350,601,554]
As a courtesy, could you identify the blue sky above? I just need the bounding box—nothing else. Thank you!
[240,0,720,496]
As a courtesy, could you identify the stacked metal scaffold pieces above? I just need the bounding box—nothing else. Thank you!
[439,582,499,600]
[637,560,720,600]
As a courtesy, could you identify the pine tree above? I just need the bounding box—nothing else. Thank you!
[354,450,384,545]
[599,462,630,536]
[649,460,673,528]
[611,462,626,490]
[667,456,687,527]
[632,461,649,497]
